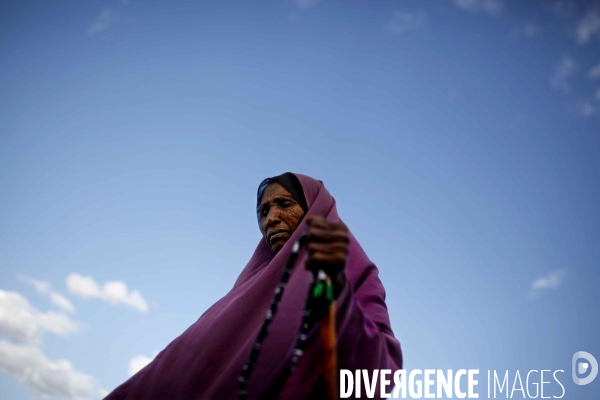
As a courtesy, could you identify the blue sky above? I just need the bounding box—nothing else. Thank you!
[1,0,599,398]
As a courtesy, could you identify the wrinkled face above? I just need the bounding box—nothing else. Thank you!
[259,182,305,253]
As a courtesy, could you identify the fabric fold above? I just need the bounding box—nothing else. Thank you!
[104,173,402,400]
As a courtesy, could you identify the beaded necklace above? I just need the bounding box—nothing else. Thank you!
[238,234,338,400]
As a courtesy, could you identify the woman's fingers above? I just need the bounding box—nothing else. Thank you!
[305,216,349,276]
[305,216,349,298]
[306,216,348,241]
[307,226,349,243]
[307,242,348,258]
[305,215,324,225]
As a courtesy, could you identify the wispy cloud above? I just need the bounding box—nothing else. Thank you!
[66,273,149,312]
[587,63,600,110]
[552,0,578,18]
[524,24,540,36]
[49,292,76,314]
[128,353,155,377]
[455,0,503,17]
[577,4,600,43]
[550,58,600,117]
[18,274,75,314]
[589,63,600,79]
[17,274,50,293]
[87,7,120,36]
[551,56,577,92]
[384,11,427,34]
[0,290,78,344]
[293,0,321,11]
[572,99,599,117]
[511,23,540,38]
[529,270,565,298]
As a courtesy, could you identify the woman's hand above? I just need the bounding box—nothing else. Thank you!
[305,215,349,297]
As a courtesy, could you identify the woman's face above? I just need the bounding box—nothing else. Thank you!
[259,182,305,253]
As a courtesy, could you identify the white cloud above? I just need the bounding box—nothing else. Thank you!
[87,7,120,36]
[455,0,503,16]
[0,290,78,344]
[577,5,600,43]
[0,290,102,399]
[589,63,600,79]
[530,270,565,298]
[524,24,540,36]
[549,58,599,118]
[66,274,101,299]
[17,274,50,294]
[18,274,76,314]
[0,340,94,400]
[66,273,149,312]
[511,23,540,38]
[572,99,598,117]
[384,11,427,34]
[552,1,578,18]
[293,0,320,11]
[551,56,576,92]
[50,292,76,314]
[128,354,154,377]
[532,270,564,290]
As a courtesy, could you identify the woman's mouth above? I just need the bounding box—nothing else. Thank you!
[268,230,287,245]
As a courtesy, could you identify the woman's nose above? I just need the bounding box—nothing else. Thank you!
[266,208,281,226]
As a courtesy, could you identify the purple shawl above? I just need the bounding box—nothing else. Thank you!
[105,174,402,399]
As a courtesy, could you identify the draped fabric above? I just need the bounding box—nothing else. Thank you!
[104,173,402,400]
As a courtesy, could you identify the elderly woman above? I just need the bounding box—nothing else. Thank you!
[105,173,402,399]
